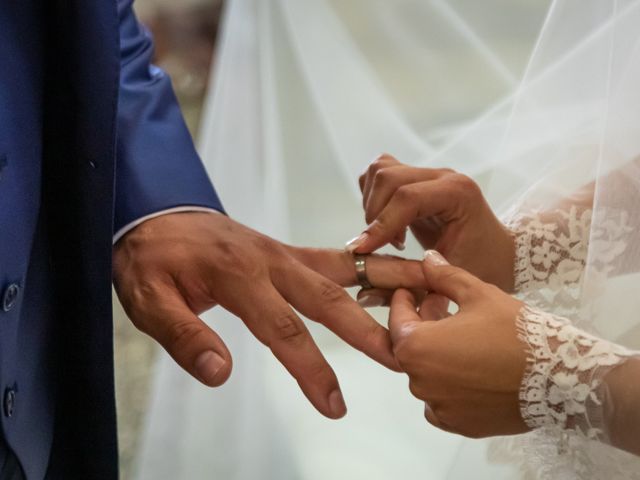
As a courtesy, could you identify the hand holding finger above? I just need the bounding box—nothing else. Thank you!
[363,166,445,224]
[347,179,456,254]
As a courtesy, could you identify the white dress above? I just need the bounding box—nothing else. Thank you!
[135,1,640,478]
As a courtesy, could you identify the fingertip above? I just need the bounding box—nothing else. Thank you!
[391,239,406,251]
[419,293,450,321]
[357,294,385,308]
[356,288,391,308]
[328,389,348,419]
[423,249,449,266]
[194,350,233,387]
[345,232,370,253]
[391,288,417,307]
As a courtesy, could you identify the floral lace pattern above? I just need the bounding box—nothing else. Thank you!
[505,206,591,315]
[516,306,632,439]
[492,205,640,479]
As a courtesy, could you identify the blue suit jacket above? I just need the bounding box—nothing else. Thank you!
[0,1,223,478]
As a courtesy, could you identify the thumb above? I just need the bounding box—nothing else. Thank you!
[144,291,233,387]
[421,250,484,306]
[388,288,424,346]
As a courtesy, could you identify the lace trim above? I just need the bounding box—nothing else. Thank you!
[509,206,591,294]
[505,206,632,320]
[493,205,639,478]
[516,306,633,439]
[506,206,591,315]
[489,429,640,480]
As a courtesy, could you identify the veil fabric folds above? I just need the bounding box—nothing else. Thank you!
[135,1,640,478]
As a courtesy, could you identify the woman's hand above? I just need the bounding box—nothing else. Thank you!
[389,250,529,438]
[349,154,516,292]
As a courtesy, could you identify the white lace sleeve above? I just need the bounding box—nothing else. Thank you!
[504,206,592,296]
[516,306,638,448]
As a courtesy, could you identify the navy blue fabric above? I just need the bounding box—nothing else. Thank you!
[0,1,224,478]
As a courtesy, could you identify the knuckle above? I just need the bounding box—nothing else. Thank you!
[215,238,256,274]
[373,168,394,187]
[358,172,367,188]
[126,280,167,329]
[408,379,426,400]
[369,154,394,172]
[253,235,284,257]
[394,184,418,203]
[305,359,331,381]
[428,400,445,417]
[271,312,306,345]
[130,278,163,304]
[166,320,205,350]
[448,173,482,199]
[318,280,348,304]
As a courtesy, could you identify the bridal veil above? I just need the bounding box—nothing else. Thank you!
[135,1,640,478]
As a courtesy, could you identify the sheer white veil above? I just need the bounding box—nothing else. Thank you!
[135,1,640,478]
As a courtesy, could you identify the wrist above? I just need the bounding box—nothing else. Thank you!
[602,356,640,454]
[493,223,517,293]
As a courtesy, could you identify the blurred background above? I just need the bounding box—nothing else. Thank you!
[114,1,224,478]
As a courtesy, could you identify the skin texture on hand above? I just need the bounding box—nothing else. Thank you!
[388,250,529,438]
[113,211,424,419]
[601,357,640,455]
[349,154,516,292]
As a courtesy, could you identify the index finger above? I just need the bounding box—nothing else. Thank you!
[272,260,400,371]
[354,179,455,254]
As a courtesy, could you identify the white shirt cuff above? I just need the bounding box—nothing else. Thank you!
[113,206,222,244]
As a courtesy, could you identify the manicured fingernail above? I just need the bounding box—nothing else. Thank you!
[358,294,385,308]
[345,233,369,253]
[329,389,347,418]
[391,239,406,251]
[423,250,449,266]
[195,351,226,385]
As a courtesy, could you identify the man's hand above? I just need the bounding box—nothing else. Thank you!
[348,154,516,292]
[113,212,422,419]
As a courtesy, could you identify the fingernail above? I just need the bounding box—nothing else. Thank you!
[195,351,226,385]
[329,389,347,418]
[391,239,406,251]
[345,233,369,253]
[358,294,385,308]
[423,250,449,266]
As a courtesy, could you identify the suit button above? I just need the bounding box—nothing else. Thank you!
[2,284,19,312]
[3,388,15,417]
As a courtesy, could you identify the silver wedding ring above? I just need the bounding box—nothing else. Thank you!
[353,254,373,289]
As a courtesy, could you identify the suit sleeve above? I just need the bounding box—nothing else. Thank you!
[113,0,225,234]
